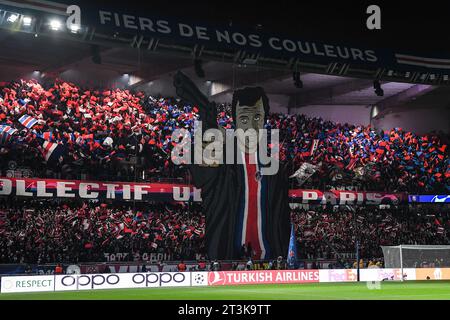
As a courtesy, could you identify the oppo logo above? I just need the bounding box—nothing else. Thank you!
[60,275,120,289]
[57,272,187,290]
[132,272,186,286]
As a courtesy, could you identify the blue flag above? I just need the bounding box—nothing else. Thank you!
[287,223,299,269]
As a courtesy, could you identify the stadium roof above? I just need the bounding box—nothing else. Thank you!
[0,27,439,113]
[53,0,450,54]
[0,0,447,114]
[1,1,450,86]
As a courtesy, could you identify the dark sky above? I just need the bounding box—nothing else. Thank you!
[67,1,450,54]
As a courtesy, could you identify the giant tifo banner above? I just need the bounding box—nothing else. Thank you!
[3,268,450,293]
[0,177,407,204]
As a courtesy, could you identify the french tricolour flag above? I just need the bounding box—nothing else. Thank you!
[0,125,18,135]
[42,141,64,162]
[19,115,38,129]
[37,132,53,141]
[0,125,17,145]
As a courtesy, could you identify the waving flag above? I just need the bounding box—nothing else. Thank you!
[18,115,38,129]
[37,132,54,141]
[0,125,17,145]
[41,141,65,163]
[310,139,319,156]
[0,132,11,145]
[287,224,299,269]
[289,162,320,186]
[0,125,17,135]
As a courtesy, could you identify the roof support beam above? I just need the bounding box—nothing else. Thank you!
[210,68,290,97]
[288,78,373,108]
[372,84,436,118]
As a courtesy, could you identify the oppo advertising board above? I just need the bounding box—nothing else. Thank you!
[1,272,206,293]
[3,269,450,293]
[54,272,199,291]
[1,270,320,293]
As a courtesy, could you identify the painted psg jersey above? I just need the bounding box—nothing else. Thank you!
[189,149,290,260]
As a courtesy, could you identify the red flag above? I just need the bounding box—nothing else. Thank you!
[124,227,133,233]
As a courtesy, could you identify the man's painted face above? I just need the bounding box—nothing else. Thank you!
[235,97,265,131]
[235,97,265,153]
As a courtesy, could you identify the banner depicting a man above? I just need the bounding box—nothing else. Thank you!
[173,72,290,260]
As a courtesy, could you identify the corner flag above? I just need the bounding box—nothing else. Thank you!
[287,223,299,269]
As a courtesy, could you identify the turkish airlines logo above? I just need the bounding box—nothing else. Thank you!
[208,272,226,285]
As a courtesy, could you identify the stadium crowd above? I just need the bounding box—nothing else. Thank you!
[0,197,449,264]
[0,199,205,264]
[293,205,450,262]
[0,79,448,193]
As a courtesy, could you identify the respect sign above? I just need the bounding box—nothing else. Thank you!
[0,275,54,293]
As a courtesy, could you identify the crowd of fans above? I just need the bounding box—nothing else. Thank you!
[0,79,448,193]
[0,79,192,181]
[0,199,205,264]
[0,197,449,264]
[292,204,450,261]
[0,78,448,266]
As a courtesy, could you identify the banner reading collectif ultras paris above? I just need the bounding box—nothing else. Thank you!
[0,177,408,204]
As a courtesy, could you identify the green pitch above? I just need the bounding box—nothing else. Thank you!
[1,281,450,300]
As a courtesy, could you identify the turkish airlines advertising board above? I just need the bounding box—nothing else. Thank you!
[207,270,320,286]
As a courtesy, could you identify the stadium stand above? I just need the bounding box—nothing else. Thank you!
[1,79,448,193]
[0,199,205,264]
[0,198,449,266]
